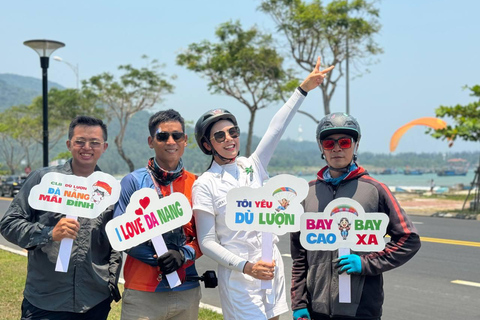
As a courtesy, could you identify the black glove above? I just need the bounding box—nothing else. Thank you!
[108,282,121,302]
[157,249,185,274]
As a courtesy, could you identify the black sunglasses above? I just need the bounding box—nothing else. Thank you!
[155,131,186,142]
[211,126,240,143]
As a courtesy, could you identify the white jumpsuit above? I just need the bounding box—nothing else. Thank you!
[193,89,305,319]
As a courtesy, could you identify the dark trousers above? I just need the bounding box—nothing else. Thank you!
[21,297,111,320]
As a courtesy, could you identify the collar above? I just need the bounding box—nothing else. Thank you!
[317,163,365,184]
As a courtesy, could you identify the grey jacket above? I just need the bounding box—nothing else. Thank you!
[290,166,421,319]
[0,160,122,313]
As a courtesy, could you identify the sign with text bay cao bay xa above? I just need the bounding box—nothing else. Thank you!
[300,198,389,252]
[106,188,192,252]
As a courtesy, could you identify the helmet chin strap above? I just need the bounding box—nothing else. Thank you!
[208,141,239,163]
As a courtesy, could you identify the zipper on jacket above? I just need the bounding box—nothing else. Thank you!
[72,265,76,311]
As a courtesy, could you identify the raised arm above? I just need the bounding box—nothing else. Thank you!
[254,57,334,168]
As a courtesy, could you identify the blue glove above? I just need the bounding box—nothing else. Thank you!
[293,308,311,320]
[335,254,362,274]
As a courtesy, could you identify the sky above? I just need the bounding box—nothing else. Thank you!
[1,0,479,154]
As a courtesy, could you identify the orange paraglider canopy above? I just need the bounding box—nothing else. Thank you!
[389,117,447,152]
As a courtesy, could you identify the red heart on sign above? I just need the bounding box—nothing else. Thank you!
[135,208,143,216]
[139,197,150,209]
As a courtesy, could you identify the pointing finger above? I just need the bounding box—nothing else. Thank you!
[314,56,321,72]
[321,65,335,74]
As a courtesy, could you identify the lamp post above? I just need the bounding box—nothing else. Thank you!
[53,56,79,89]
[24,39,65,167]
[345,1,350,114]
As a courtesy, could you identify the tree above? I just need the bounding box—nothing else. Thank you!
[0,88,101,172]
[430,85,480,145]
[260,0,382,120]
[177,20,294,156]
[25,88,104,150]
[0,105,39,173]
[83,56,175,172]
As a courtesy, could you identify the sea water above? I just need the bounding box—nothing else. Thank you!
[299,170,477,188]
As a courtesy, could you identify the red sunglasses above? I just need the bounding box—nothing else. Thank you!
[321,137,353,150]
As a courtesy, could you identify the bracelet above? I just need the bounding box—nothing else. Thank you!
[242,261,250,274]
[297,86,308,96]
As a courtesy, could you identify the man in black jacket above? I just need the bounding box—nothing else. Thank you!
[291,113,421,320]
[0,116,121,320]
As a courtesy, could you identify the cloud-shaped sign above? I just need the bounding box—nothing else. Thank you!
[28,171,120,219]
[300,198,389,252]
[226,174,309,235]
[105,188,192,252]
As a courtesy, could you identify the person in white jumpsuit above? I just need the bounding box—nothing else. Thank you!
[192,58,334,320]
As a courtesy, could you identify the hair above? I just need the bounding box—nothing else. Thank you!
[68,116,108,141]
[148,109,185,136]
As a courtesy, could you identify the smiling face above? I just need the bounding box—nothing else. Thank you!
[148,121,187,171]
[91,188,105,204]
[320,133,356,177]
[66,125,108,177]
[204,119,240,165]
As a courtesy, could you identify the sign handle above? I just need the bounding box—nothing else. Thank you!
[261,231,273,290]
[55,215,77,273]
[338,247,351,303]
[151,235,181,288]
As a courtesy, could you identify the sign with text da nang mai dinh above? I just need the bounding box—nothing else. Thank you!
[28,171,121,219]
[27,171,121,273]
[300,197,389,252]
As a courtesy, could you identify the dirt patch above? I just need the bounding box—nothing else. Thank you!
[395,194,464,215]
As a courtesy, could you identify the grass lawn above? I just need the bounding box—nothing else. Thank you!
[0,250,222,320]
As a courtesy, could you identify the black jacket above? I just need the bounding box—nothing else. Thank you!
[0,160,122,312]
[290,165,421,319]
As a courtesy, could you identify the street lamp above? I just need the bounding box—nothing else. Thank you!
[53,56,79,89]
[24,39,65,167]
[345,1,350,114]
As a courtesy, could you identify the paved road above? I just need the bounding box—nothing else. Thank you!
[1,197,480,319]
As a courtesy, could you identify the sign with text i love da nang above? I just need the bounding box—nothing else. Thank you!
[106,188,192,288]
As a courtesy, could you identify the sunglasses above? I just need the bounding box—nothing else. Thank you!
[155,131,186,142]
[211,126,240,143]
[72,139,105,149]
[321,137,353,150]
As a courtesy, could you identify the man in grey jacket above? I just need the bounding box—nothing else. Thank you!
[0,116,122,320]
[291,113,421,320]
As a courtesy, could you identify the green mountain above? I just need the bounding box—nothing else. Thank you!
[0,73,64,111]
[1,73,478,176]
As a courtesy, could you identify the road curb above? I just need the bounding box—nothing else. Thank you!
[431,212,480,220]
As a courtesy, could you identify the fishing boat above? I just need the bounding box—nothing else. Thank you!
[404,169,423,175]
[437,158,468,176]
[380,168,396,175]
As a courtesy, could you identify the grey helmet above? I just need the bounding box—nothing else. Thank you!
[195,108,238,155]
[316,112,361,142]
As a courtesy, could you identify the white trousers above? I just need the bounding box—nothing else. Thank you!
[218,245,288,320]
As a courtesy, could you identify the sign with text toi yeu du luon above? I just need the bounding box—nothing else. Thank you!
[105,188,192,288]
[28,171,121,272]
[300,197,389,303]
[226,174,308,289]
